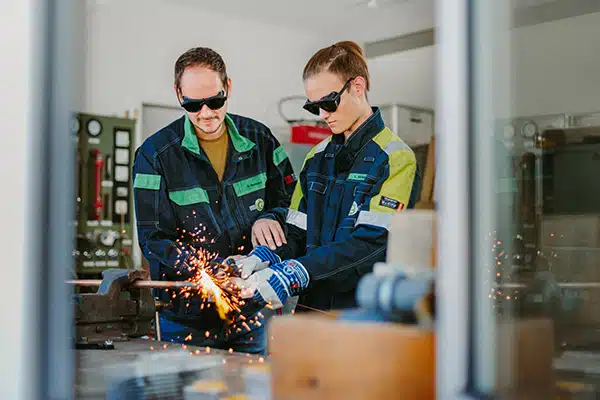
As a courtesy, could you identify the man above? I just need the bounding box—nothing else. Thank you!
[132,47,296,354]
[234,41,420,313]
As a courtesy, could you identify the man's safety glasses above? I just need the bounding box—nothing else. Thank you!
[179,90,227,113]
[302,78,354,116]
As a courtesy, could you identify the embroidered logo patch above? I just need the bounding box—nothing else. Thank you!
[284,174,297,185]
[255,198,264,211]
[379,196,404,210]
[349,201,359,216]
[249,198,265,212]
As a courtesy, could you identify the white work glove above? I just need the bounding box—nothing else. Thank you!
[235,259,310,310]
[227,245,282,279]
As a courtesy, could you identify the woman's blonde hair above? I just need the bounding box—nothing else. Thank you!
[302,41,370,91]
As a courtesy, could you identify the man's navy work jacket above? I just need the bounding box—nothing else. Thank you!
[133,113,296,327]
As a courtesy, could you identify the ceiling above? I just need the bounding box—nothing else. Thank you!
[170,0,435,43]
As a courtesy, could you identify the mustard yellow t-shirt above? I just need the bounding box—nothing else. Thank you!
[198,130,229,181]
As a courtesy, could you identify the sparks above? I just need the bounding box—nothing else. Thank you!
[173,243,244,322]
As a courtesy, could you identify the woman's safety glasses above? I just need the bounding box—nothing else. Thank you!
[302,78,354,116]
[179,90,227,113]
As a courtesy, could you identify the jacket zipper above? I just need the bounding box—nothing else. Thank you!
[220,156,244,254]
[222,179,243,252]
[186,146,242,253]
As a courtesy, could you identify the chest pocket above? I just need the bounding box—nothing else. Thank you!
[336,176,375,235]
[168,186,222,237]
[306,175,330,213]
[308,180,327,195]
[231,172,267,225]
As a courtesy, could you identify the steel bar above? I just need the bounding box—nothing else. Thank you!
[154,311,162,342]
[66,279,202,289]
[495,282,600,289]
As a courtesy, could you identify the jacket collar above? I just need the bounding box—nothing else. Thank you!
[331,107,384,173]
[331,106,385,153]
[182,113,255,156]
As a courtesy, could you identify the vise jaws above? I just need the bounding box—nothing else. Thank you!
[73,269,156,349]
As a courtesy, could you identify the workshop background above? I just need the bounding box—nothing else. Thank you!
[3,0,600,398]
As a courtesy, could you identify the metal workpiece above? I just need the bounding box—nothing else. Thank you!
[496,282,600,289]
[69,278,203,289]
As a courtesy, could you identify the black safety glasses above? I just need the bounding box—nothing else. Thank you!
[302,78,354,116]
[179,90,228,113]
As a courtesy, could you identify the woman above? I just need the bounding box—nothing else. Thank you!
[235,40,420,312]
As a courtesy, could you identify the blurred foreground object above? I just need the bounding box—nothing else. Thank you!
[269,210,556,399]
[269,210,437,399]
[270,314,435,399]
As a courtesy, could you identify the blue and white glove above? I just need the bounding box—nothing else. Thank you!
[234,259,310,310]
[228,245,282,279]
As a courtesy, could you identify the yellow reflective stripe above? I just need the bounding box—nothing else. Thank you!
[290,136,331,211]
[370,128,416,213]
[290,183,303,211]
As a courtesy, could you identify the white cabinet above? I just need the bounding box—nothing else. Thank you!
[379,104,434,147]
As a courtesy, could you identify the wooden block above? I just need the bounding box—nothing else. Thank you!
[269,315,435,400]
[386,210,436,269]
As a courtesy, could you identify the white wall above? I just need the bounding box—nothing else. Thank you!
[513,11,600,116]
[84,0,337,132]
[84,0,437,135]
[362,10,600,118]
[368,46,435,110]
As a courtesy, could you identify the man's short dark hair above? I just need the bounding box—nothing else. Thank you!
[174,47,228,90]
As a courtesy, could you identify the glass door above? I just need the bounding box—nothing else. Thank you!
[438,0,600,398]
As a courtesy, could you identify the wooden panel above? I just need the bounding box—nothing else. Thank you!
[269,315,435,400]
[415,135,436,210]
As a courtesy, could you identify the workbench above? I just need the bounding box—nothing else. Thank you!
[76,338,269,399]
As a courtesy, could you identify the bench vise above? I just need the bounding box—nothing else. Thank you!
[73,269,156,349]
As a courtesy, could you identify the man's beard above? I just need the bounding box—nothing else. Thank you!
[194,118,223,135]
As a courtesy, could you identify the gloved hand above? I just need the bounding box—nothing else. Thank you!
[234,259,310,310]
[226,245,282,279]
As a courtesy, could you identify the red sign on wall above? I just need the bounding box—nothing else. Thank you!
[290,124,332,145]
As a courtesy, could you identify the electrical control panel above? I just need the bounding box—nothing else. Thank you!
[495,114,568,273]
[73,113,136,276]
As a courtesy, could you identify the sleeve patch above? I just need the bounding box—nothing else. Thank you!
[284,173,297,185]
[379,196,404,210]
